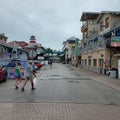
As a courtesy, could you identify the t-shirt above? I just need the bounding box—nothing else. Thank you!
[24,64,33,77]
[15,66,20,76]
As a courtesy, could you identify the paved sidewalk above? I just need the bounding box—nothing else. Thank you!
[71,66,120,91]
[0,102,120,120]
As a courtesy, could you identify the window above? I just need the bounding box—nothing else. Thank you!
[99,59,103,67]
[93,59,97,66]
[100,21,104,31]
[88,59,91,66]
[105,17,109,28]
[85,59,87,65]
[81,59,84,65]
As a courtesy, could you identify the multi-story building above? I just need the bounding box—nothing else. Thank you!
[80,11,120,76]
[63,36,81,65]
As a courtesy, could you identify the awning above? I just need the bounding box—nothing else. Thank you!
[113,53,120,57]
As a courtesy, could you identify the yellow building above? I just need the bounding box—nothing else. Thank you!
[80,11,120,76]
[62,37,77,65]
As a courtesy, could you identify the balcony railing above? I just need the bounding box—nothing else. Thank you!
[112,20,120,29]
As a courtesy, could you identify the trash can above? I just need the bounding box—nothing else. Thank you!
[109,70,116,79]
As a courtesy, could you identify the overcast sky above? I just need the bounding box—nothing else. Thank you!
[0,0,120,50]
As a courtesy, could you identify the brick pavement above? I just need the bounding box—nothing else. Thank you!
[0,64,120,120]
[0,103,120,120]
[71,66,120,91]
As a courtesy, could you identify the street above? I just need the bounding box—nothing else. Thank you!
[0,63,120,119]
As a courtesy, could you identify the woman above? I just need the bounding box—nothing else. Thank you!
[15,63,22,89]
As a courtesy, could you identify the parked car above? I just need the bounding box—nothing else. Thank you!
[32,60,42,70]
[0,66,7,82]
[40,60,45,66]
[7,62,17,67]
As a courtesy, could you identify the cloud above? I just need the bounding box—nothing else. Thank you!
[0,0,120,50]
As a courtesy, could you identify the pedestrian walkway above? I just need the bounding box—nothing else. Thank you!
[0,102,120,120]
[0,63,120,120]
[71,65,120,91]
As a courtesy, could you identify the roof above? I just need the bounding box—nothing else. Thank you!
[0,43,28,53]
[80,12,100,21]
[0,33,8,39]
[18,41,28,47]
[24,42,41,48]
[67,36,77,41]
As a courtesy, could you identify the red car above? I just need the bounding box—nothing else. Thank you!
[0,67,7,82]
[33,61,42,70]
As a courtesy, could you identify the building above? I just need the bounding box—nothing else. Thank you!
[0,33,8,44]
[80,11,120,76]
[0,33,28,65]
[63,36,79,65]
[23,35,46,60]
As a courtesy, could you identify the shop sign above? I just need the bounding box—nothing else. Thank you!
[111,36,120,47]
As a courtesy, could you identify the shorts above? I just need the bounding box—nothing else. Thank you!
[25,76,33,81]
[15,74,21,78]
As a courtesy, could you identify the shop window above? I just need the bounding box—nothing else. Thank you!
[99,59,103,67]
[93,59,97,66]
[88,59,91,66]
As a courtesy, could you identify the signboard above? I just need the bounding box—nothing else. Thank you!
[111,36,120,47]
[7,67,25,79]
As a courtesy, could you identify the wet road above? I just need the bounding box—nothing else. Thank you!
[1,63,120,120]
[0,63,120,105]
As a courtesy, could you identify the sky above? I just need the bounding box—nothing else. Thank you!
[0,0,120,50]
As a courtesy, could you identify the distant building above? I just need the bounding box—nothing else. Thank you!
[23,35,46,60]
[0,33,8,44]
[62,36,77,65]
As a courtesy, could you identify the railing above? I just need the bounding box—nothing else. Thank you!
[81,22,87,28]
[81,40,106,54]
[112,20,120,29]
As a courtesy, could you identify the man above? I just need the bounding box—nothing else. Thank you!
[21,61,36,92]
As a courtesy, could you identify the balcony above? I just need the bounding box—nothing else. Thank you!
[112,21,120,29]
[81,38,88,44]
[81,22,87,32]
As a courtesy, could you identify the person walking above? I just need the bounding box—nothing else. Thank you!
[48,59,52,69]
[15,63,22,89]
[21,61,36,92]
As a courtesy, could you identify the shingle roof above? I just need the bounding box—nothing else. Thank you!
[80,12,100,21]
